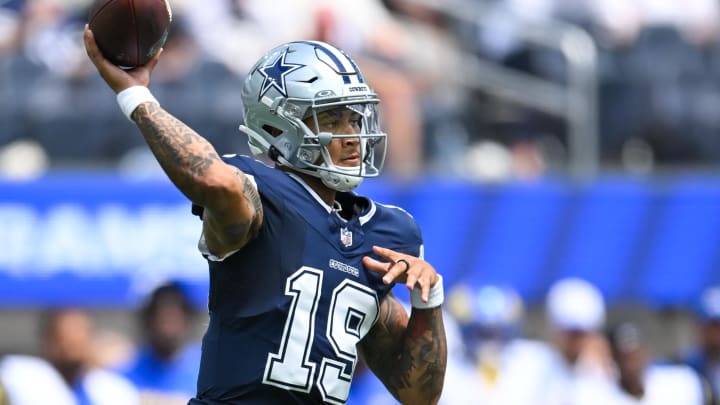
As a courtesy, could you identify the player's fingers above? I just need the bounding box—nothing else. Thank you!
[380,259,410,285]
[362,256,408,285]
[362,256,392,275]
[83,25,99,59]
[419,273,433,303]
[405,270,420,292]
[371,245,403,263]
[406,267,433,301]
[84,26,115,70]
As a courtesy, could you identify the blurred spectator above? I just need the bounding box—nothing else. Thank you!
[41,308,140,405]
[681,286,720,401]
[545,278,610,373]
[603,321,708,404]
[118,282,201,404]
[516,277,613,405]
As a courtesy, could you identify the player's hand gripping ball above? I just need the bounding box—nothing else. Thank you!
[88,0,172,68]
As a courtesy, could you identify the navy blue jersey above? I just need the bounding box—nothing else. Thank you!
[190,156,423,405]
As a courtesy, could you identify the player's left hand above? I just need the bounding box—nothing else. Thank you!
[362,245,440,303]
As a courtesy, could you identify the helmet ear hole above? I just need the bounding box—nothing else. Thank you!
[262,125,283,137]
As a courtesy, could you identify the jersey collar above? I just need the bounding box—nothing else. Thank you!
[287,172,377,226]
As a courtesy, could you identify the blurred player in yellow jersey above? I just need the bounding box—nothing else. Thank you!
[442,284,527,404]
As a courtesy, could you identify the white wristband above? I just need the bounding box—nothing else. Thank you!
[116,86,159,121]
[411,275,444,309]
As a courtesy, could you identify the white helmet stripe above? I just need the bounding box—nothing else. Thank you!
[295,41,361,84]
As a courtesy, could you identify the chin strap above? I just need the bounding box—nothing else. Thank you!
[289,165,363,192]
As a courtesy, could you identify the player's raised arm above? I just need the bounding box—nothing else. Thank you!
[360,246,447,405]
[83,26,262,252]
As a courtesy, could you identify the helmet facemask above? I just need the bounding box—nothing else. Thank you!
[297,102,386,191]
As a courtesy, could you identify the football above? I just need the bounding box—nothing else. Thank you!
[88,0,172,68]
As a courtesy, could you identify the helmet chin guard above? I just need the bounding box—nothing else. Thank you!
[318,166,365,192]
[239,41,387,191]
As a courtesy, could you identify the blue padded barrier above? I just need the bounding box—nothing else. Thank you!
[461,181,568,302]
[549,178,652,303]
[638,177,720,306]
[1,174,719,309]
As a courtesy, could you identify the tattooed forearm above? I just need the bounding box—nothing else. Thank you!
[405,308,446,400]
[396,308,446,404]
[213,170,263,246]
[133,103,222,200]
[361,299,447,405]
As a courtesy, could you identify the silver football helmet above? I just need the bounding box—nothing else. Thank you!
[239,41,387,192]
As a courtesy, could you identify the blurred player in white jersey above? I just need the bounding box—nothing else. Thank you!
[602,321,709,405]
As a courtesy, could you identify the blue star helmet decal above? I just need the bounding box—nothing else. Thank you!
[257,48,305,101]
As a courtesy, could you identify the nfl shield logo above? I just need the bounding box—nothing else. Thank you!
[340,227,353,247]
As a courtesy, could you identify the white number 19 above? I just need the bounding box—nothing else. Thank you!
[263,267,379,404]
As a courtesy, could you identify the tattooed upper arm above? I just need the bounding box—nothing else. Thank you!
[201,166,264,255]
[132,102,263,250]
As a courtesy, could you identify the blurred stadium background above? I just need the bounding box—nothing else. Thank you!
[2,0,720,403]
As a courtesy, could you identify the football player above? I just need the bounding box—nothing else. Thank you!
[84,28,447,405]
